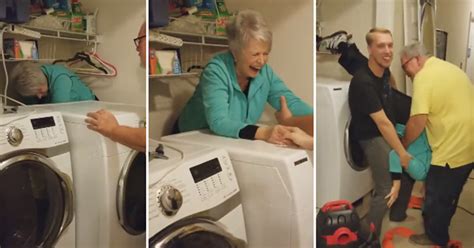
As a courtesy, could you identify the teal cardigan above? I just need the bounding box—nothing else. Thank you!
[178,51,313,138]
[389,124,432,181]
[41,64,96,103]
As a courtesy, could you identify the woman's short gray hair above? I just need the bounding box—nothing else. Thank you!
[10,61,47,96]
[400,42,429,59]
[226,9,272,54]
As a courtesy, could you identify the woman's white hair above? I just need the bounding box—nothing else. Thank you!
[10,61,47,96]
[400,42,429,59]
[226,9,272,55]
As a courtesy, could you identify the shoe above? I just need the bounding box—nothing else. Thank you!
[409,233,436,246]
[317,31,351,54]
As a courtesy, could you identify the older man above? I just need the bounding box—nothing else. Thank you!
[85,23,146,152]
[400,43,474,247]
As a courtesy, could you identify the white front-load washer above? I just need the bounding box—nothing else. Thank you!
[0,110,75,247]
[23,101,146,248]
[149,139,247,248]
[316,77,374,207]
[162,131,313,248]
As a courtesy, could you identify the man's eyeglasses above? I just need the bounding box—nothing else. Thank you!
[133,35,146,48]
[402,56,416,70]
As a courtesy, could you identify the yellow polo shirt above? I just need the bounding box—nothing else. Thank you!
[411,57,474,168]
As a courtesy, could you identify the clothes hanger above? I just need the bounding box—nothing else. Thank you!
[53,52,108,74]
[53,52,117,77]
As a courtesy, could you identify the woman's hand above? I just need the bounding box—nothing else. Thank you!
[385,180,401,208]
[255,125,294,145]
[275,96,292,124]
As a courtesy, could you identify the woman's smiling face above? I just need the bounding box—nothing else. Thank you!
[234,38,270,80]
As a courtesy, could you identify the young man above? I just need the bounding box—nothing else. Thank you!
[346,28,413,237]
[85,23,147,152]
[400,43,474,247]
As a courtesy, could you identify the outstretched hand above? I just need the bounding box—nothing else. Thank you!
[85,109,119,138]
[385,180,401,208]
[283,126,313,150]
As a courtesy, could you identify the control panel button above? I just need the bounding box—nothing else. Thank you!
[6,127,23,146]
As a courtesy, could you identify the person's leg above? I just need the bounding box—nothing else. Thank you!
[422,163,473,246]
[389,170,415,221]
[359,136,392,237]
[338,43,368,76]
[317,31,369,76]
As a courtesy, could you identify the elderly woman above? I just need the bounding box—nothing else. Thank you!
[177,10,313,144]
[10,62,96,104]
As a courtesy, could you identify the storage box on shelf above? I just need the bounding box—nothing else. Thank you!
[149,29,227,79]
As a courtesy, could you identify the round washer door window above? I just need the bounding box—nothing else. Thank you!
[344,117,370,171]
[117,151,146,235]
[0,153,73,248]
[150,218,246,248]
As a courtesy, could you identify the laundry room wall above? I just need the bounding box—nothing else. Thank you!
[81,0,146,107]
[316,0,407,92]
[436,0,472,71]
[316,0,374,81]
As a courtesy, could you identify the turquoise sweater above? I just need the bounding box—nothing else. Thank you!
[389,124,432,181]
[41,64,96,103]
[178,51,313,138]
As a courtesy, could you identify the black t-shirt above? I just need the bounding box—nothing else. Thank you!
[348,64,396,141]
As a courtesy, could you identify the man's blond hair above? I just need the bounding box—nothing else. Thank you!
[366,27,392,46]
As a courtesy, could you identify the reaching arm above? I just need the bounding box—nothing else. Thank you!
[85,109,146,152]
[402,114,428,148]
[370,109,411,168]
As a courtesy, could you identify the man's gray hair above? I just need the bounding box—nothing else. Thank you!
[10,61,47,96]
[226,9,272,55]
[400,42,429,59]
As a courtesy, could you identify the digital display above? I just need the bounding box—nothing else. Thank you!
[189,158,222,183]
[31,117,55,130]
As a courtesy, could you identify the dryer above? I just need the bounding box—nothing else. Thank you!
[162,131,313,248]
[316,77,374,207]
[148,139,247,247]
[0,110,75,247]
[23,101,146,248]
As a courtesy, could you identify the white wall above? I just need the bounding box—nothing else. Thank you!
[436,0,473,70]
[316,0,408,89]
[316,0,374,81]
[81,0,146,106]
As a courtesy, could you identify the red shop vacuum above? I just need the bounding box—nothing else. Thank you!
[317,200,380,248]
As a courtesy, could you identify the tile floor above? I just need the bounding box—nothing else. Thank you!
[379,171,474,247]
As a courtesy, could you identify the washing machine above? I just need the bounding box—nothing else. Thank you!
[22,101,145,248]
[148,139,247,247]
[162,131,313,248]
[0,110,75,247]
[316,77,374,207]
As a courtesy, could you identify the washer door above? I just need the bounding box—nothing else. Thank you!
[150,218,246,248]
[117,151,146,235]
[0,152,74,248]
[344,116,369,171]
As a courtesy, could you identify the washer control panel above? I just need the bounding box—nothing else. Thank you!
[0,111,68,152]
[149,147,240,234]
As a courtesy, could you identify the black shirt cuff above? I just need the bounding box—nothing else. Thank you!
[391,172,402,180]
[239,125,259,140]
